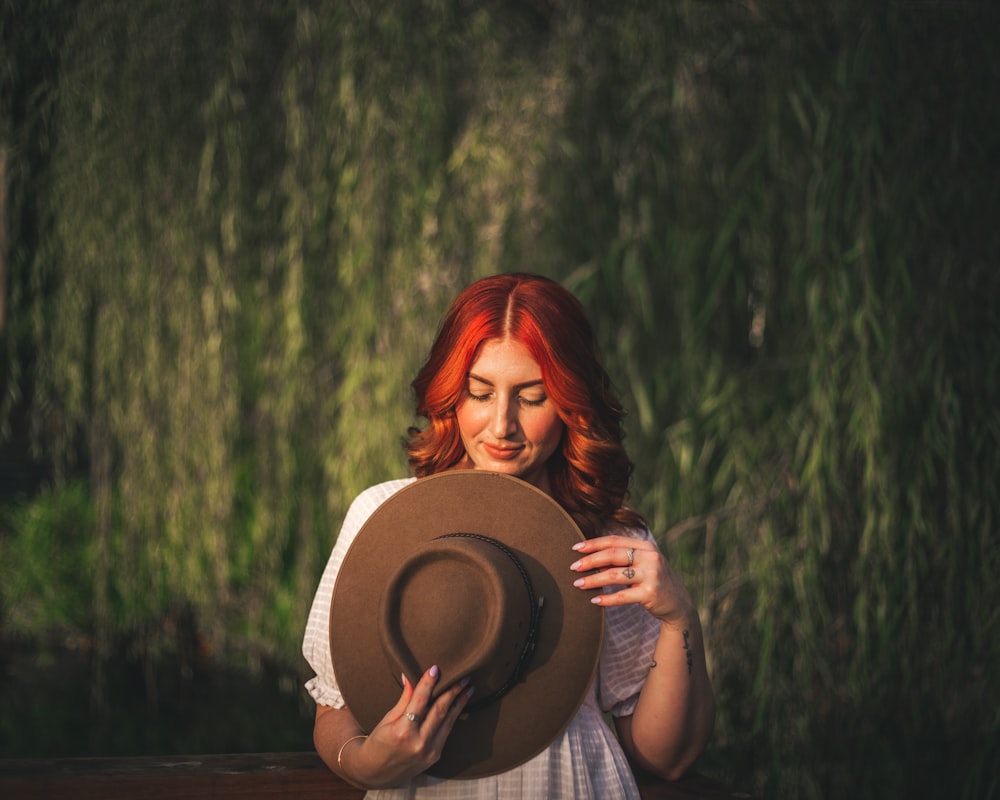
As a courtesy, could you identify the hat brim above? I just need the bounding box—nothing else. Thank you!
[330,470,604,779]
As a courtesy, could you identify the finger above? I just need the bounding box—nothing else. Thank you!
[572,534,637,553]
[386,672,415,719]
[573,564,642,590]
[569,545,643,573]
[414,674,471,730]
[427,681,476,746]
[588,584,648,607]
[413,664,441,699]
[434,677,474,721]
[400,664,441,722]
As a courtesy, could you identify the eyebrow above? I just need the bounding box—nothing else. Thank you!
[467,373,545,391]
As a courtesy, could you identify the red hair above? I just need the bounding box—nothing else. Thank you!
[406,273,646,537]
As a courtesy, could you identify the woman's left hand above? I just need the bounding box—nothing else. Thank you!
[569,534,695,629]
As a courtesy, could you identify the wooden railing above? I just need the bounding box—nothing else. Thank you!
[0,751,751,799]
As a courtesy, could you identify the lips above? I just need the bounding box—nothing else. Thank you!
[483,443,523,461]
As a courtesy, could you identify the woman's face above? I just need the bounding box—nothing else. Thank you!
[454,337,564,493]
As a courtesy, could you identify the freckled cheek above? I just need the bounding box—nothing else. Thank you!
[525,414,565,454]
[455,402,486,441]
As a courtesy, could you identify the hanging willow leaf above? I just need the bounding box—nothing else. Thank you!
[2,0,998,795]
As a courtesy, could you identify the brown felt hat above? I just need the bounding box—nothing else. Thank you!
[330,470,604,779]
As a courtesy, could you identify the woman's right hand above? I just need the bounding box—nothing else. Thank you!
[332,665,475,789]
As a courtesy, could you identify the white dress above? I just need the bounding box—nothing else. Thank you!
[302,479,662,799]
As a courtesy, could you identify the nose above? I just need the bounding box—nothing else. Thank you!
[490,397,518,439]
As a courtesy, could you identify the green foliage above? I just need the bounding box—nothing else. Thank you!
[542,2,1000,797]
[2,0,998,796]
[4,0,559,659]
[0,482,95,635]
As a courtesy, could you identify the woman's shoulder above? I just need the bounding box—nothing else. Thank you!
[346,477,416,520]
[353,476,416,503]
[334,477,417,552]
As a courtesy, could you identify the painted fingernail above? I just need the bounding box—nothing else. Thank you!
[572,542,585,551]
[590,596,603,605]
[429,664,440,678]
[569,560,582,571]
[573,578,585,588]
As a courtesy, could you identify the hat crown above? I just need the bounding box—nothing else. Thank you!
[378,533,535,700]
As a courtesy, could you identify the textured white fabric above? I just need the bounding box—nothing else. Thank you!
[302,478,662,799]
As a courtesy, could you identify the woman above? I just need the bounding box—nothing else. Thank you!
[302,273,715,797]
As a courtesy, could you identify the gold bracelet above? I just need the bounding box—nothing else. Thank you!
[337,734,368,772]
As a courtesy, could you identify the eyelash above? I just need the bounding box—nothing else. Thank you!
[468,390,546,407]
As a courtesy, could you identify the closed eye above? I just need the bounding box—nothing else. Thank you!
[465,373,547,406]
[465,389,546,407]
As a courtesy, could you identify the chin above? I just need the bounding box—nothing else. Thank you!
[477,462,530,481]
[485,462,522,475]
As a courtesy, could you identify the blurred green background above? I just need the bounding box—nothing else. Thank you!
[1,1,998,798]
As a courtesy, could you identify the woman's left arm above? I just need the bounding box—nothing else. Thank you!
[570,534,716,780]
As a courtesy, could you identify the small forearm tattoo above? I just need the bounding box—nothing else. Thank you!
[683,629,693,675]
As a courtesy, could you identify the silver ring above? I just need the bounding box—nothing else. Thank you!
[626,548,635,567]
[405,712,419,723]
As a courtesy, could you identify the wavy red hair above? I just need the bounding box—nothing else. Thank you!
[406,273,645,537]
